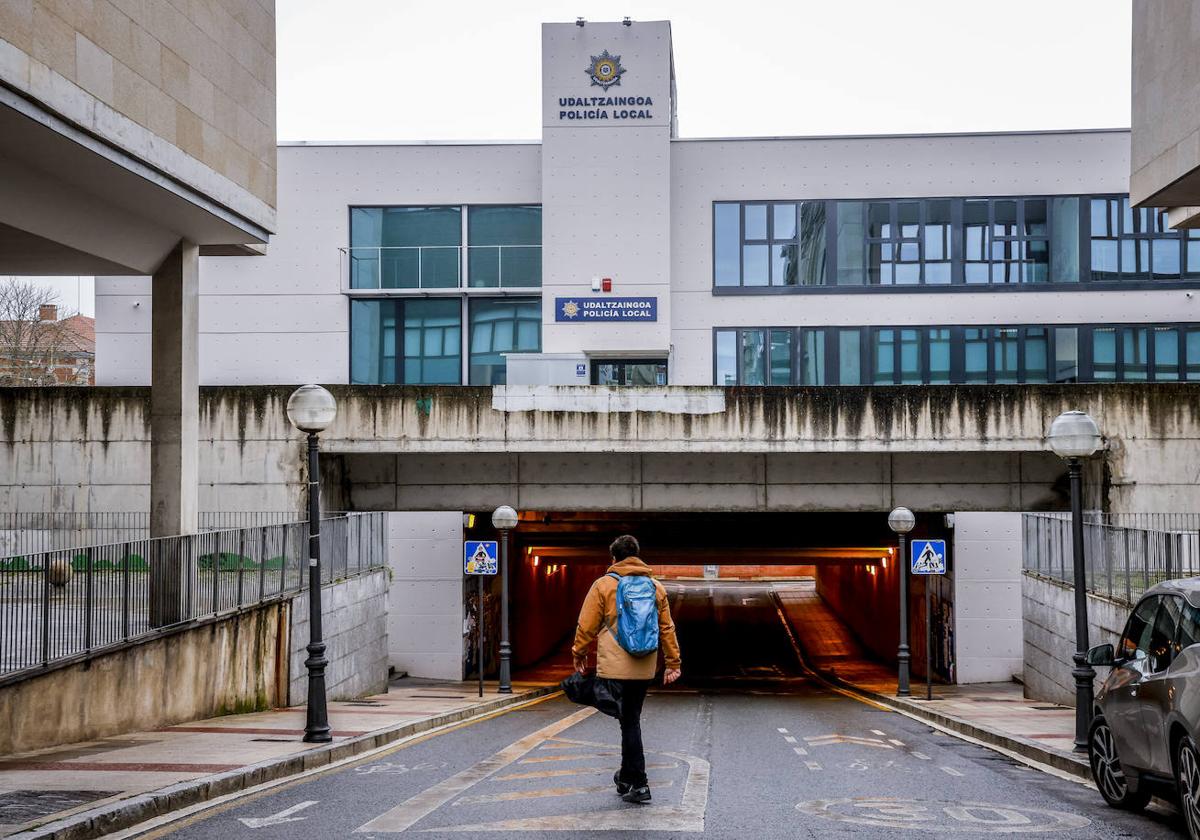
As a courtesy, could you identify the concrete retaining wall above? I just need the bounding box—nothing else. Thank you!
[0,602,290,755]
[1022,571,1130,706]
[289,569,390,705]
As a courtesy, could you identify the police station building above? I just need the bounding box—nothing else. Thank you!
[96,19,1199,391]
[90,20,1200,684]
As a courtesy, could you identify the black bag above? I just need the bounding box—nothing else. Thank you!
[561,671,624,719]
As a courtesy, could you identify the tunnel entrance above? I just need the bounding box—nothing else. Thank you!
[461,511,954,691]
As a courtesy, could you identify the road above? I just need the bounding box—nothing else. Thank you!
[139,580,1186,839]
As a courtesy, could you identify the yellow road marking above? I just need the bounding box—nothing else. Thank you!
[494,762,678,782]
[453,780,676,806]
[355,707,597,833]
[518,751,619,763]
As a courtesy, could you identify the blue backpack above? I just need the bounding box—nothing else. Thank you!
[606,572,660,657]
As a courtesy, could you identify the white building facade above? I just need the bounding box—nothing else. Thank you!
[97,20,1200,391]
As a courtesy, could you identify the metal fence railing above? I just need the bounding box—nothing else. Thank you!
[0,512,387,682]
[0,512,328,559]
[1023,512,1200,605]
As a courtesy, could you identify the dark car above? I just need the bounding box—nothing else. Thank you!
[1087,578,1200,838]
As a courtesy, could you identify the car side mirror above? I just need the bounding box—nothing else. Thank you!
[1086,643,1115,666]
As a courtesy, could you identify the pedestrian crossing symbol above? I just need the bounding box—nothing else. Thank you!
[464,541,498,575]
[910,539,947,575]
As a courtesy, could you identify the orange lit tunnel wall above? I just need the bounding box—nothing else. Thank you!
[510,556,608,668]
[814,560,900,667]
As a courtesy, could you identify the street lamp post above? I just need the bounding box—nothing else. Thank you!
[1048,409,1103,752]
[491,505,518,694]
[888,506,916,698]
[286,385,338,744]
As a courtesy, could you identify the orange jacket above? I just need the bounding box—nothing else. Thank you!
[572,557,682,680]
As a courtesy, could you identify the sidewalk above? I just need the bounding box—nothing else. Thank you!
[0,676,556,839]
[773,582,1088,779]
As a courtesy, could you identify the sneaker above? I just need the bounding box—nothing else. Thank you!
[613,771,632,796]
[621,785,652,804]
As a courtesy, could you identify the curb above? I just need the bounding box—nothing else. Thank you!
[11,686,559,840]
[834,679,1091,780]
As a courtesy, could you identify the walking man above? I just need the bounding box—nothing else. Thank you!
[572,535,682,804]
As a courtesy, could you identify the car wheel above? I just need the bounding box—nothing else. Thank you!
[1176,737,1200,839]
[1089,716,1150,810]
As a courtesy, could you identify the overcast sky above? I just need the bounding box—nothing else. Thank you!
[277,0,1133,141]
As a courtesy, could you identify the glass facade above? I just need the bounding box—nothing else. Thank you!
[592,359,669,386]
[468,297,541,385]
[350,298,461,384]
[714,324,1200,385]
[468,206,542,288]
[350,205,542,289]
[715,195,1200,290]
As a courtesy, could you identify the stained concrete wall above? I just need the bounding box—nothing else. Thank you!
[289,569,389,706]
[0,601,290,755]
[1021,572,1131,707]
[0,384,1198,515]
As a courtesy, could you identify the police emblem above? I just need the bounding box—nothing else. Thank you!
[586,50,626,91]
[561,300,581,319]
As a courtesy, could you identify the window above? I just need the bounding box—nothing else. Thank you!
[1149,595,1182,672]
[468,298,541,385]
[350,298,461,384]
[718,193,1198,291]
[715,323,1198,385]
[1089,197,1195,281]
[592,359,668,386]
[1120,596,1161,661]
[964,198,1049,284]
[1175,601,1200,657]
[350,207,461,289]
[713,202,826,287]
[467,206,541,288]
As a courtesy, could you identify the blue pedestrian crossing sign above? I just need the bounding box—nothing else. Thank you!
[464,541,498,575]
[911,539,947,575]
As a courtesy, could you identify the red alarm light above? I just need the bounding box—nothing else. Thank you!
[601,278,612,292]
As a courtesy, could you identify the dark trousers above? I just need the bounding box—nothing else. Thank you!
[617,679,651,787]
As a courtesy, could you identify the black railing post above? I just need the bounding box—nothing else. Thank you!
[237,530,246,608]
[84,548,94,652]
[40,553,51,667]
[122,541,131,639]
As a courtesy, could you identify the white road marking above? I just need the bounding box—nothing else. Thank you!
[236,801,317,829]
[912,751,931,761]
[783,736,797,744]
[805,734,893,750]
[888,739,906,747]
[777,728,789,733]
[792,746,808,756]
[804,761,822,771]
[941,766,964,777]
[871,730,887,737]
[355,707,596,833]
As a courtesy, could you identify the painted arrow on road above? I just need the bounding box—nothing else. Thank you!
[237,801,317,828]
[804,735,894,750]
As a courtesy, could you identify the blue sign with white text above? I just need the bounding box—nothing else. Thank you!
[464,541,498,575]
[555,297,657,322]
[911,540,947,575]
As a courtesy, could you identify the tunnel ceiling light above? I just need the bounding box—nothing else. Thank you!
[1047,410,1102,459]
[533,556,539,567]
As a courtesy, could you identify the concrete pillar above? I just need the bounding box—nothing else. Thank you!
[149,241,199,625]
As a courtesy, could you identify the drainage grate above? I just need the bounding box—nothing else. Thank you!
[0,790,118,825]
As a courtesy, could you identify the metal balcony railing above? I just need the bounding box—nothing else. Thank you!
[340,245,542,291]
[0,512,388,682]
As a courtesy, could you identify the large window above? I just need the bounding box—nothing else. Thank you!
[350,207,461,289]
[468,297,541,385]
[714,202,826,287]
[715,194,1200,291]
[714,323,1200,385]
[468,206,542,288]
[592,359,668,386]
[350,298,461,384]
[350,205,542,289]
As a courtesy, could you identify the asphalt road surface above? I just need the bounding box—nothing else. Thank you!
[140,581,1187,839]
